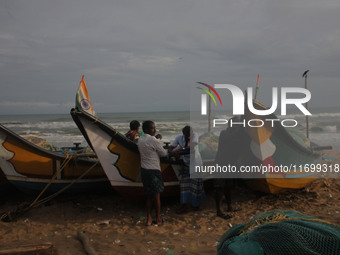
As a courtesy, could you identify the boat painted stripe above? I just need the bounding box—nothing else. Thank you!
[266,171,318,179]
[109,181,179,187]
[7,176,108,183]
[0,131,26,178]
[245,112,275,145]
[250,139,276,161]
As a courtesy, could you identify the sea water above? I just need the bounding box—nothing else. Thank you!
[0,111,190,148]
[1,107,340,149]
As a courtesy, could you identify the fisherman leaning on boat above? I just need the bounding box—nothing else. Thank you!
[125,120,142,142]
[137,120,167,226]
[168,126,206,214]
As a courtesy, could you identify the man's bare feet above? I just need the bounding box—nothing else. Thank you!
[145,217,153,226]
[217,212,232,220]
[155,218,164,225]
[227,207,242,212]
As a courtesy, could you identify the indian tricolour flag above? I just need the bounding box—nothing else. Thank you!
[75,75,95,115]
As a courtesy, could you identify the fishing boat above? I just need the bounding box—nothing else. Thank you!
[71,75,321,197]
[0,124,110,194]
[70,108,183,199]
[0,166,14,194]
[199,78,322,193]
[240,100,321,193]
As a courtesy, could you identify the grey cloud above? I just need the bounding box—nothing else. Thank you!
[0,0,340,114]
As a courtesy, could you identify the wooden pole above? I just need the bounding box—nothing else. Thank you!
[0,243,58,255]
[77,230,98,255]
[303,70,310,139]
[255,74,260,100]
[208,88,211,132]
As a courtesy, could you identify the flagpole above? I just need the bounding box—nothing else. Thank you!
[255,74,260,100]
[302,70,310,139]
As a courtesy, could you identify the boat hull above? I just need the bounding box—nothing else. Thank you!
[71,109,182,199]
[7,176,110,194]
[0,124,109,194]
[243,100,321,193]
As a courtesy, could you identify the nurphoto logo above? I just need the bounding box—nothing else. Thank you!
[197,83,312,128]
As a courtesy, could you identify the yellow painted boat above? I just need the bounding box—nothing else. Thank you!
[243,100,321,193]
[0,124,109,194]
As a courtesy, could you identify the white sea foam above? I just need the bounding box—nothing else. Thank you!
[323,125,337,132]
[5,121,76,130]
[1,109,340,149]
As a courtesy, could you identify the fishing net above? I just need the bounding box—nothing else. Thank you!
[217,210,340,255]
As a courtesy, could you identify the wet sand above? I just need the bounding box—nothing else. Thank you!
[1,151,340,255]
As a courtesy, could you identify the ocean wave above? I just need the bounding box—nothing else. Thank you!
[22,133,87,148]
[5,121,77,130]
[311,125,337,133]
[2,110,340,149]
[280,112,340,119]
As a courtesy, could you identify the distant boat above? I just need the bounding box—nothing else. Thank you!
[236,100,321,193]
[0,124,110,194]
[70,108,183,199]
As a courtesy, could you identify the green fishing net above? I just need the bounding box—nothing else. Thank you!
[217,210,340,255]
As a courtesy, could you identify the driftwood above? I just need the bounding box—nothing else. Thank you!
[0,243,58,255]
[77,231,98,255]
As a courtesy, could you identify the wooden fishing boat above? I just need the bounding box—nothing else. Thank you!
[70,108,183,199]
[242,100,321,193]
[0,124,110,194]
[0,167,14,195]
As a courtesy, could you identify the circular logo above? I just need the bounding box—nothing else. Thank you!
[80,99,91,110]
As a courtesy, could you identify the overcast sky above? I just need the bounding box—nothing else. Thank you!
[1,0,340,114]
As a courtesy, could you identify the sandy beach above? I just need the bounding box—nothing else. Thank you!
[1,151,340,255]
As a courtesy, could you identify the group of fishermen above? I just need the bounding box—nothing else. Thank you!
[125,119,240,226]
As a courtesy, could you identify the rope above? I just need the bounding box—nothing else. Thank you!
[0,154,99,222]
[31,161,99,208]
[30,154,73,207]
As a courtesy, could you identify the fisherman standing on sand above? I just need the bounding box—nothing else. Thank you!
[168,125,205,214]
[137,120,167,226]
[214,116,242,219]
